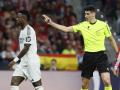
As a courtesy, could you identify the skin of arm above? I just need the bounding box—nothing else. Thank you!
[108,35,119,76]
[8,44,31,68]
[17,44,31,59]
[42,14,73,32]
[50,21,73,32]
[108,35,118,53]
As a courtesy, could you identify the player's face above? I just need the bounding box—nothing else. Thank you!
[16,13,24,24]
[85,11,95,22]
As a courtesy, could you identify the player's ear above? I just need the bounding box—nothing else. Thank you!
[23,16,28,21]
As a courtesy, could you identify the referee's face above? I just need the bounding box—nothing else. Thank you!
[85,11,95,22]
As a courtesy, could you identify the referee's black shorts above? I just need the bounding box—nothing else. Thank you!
[81,51,109,79]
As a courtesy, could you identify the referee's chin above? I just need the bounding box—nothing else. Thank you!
[85,18,88,21]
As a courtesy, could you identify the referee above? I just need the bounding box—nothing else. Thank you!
[42,5,118,90]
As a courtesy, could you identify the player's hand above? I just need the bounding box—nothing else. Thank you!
[112,51,120,77]
[42,14,52,24]
[112,66,119,77]
[8,60,16,69]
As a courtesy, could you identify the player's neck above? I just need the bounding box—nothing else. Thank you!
[21,23,29,29]
[89,18,97,24]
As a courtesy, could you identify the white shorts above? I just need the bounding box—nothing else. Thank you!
[13,55,41,83]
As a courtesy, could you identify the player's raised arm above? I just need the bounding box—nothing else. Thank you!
[42,14,73,32]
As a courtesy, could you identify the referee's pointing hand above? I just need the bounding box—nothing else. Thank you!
[42,14,52,24]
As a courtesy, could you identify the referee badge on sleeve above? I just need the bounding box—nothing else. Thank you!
[26,36,31,42]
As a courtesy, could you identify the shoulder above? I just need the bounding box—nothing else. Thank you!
[73,21,87,27]
[27,25,35,31]
[79,21,88,25]
[25,25,35,34]
[97,20,108,26]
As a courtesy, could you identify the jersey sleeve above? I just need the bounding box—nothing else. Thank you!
[72,23,82,33]
[24,27,33,45]
[104,23,112,37]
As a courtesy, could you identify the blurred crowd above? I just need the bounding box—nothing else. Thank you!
[0,0,120,70]
[0,0,84,69]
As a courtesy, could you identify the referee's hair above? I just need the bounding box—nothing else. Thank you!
[84,5,96,12]
[18,10,31,21]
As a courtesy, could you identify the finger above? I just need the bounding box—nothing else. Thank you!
[8,64,12,68]
[41,15,51,24]
[8,64,11,67]
[9,66,12,70]
[115,70,119,77]
[114,71,117,76]
[42,15,48,19]
[42,14,46,17]
[39,16,46,23]
[113,70,118,76]
[45,18,48,22]
[8,63,13,68]
[117,69,119,76]
[41,16,49,22]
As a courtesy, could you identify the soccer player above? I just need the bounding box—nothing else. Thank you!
[42,5,118,90]
[8,10,44,90]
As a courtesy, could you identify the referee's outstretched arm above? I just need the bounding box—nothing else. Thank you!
[42,14,73,32]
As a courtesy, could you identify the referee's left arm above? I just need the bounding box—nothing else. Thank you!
[108,35,118,53]
[104,23,118,53]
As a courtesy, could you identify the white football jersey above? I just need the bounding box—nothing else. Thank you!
[13,25,41,82]
[19,25,37,57]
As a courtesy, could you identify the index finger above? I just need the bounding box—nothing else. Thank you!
[42,14,48,19]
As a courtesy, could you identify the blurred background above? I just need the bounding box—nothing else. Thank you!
[0,0,120,90]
